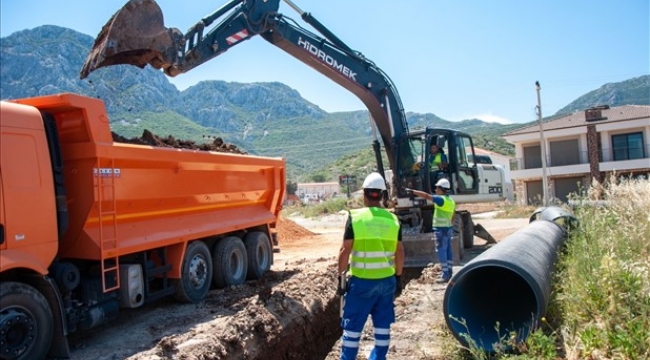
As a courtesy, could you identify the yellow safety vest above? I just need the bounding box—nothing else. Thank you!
[430,152,442,168]
[433,195,456,228]
[349,207,400,279]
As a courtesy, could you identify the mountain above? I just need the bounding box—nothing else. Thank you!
[2,26,648,180]
[555,75,650,115]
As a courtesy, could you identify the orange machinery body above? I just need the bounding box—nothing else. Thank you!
[0,93,286,278]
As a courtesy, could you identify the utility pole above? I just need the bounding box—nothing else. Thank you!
[535,81,549,206]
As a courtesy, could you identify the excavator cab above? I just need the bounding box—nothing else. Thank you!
[394,129,480,198]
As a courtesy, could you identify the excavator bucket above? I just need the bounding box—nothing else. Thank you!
[80,0,179,79]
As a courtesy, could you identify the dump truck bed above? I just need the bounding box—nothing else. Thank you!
[12,93,285,261]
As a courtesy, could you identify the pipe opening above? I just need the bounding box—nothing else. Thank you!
[445,266,538,351]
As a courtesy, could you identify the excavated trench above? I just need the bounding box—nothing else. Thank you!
[251,268,424,360]
[254,294,341,360]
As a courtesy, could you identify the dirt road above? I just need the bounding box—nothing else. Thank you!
[67,213,528,360]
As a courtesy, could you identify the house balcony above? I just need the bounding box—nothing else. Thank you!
[510,150,590,179]
[510,144,650,179]
[600,144,650,172]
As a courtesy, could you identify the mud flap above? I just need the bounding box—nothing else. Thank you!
[80,0,180,78]
[37,277,71,359]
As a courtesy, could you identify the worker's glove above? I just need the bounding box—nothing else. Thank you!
[404,188,413,194]
[395,275,403,297]
[337,275,347,296]
[412,162,422,172]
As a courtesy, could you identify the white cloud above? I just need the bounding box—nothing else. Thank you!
[471,114,514,125]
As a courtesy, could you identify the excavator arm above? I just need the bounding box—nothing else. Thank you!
[80,0,409,178]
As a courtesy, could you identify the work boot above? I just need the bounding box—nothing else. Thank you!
[436,272,452,284]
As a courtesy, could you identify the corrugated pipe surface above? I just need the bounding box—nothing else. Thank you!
[443,207,576,352]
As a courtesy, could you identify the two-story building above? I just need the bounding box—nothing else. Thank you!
[296,182,340,203]
[503,105,650,205]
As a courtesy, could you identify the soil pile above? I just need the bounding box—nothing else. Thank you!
[276,217,316,243]
[112,130,247,154]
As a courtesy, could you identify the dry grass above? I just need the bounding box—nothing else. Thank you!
[558,177,650,360]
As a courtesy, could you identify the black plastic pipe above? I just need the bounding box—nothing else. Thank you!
[443,207,575,352]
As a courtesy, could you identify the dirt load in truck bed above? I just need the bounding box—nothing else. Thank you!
[112,130,247,154]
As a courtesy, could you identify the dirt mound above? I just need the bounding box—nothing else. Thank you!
[112,130,247,154]
[276,216,315,243]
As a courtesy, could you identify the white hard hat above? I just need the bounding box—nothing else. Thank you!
[435,178,451,190]
[362,172,386,190]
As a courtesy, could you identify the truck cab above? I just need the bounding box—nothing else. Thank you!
[0,101,62,274]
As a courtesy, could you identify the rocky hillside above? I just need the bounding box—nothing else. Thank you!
[556,75,650,115]
[2,25,648,178]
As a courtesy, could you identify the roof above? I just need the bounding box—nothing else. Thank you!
[474,147,511,158]
[503,105,650,137]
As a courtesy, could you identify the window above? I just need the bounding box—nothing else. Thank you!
[550,139,580,166]
[612,132,645,161]
[523,145,542,169]
[457,135,475,167]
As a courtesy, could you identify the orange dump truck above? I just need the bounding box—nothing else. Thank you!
[0,93,286,360]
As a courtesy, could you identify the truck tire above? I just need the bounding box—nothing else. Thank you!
[0,282,53,360]
[212,236,248,288]
[172,241,213,303]
[245,232,272,280]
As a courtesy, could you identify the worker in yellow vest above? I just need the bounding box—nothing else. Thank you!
[337,172,404,360]
[406,178,456,283]
[429,144,448,186]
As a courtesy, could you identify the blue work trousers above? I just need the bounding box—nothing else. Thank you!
[340,276,396,360]
[435,227,454,280]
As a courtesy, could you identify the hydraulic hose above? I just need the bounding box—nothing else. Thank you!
[443,207,576,352]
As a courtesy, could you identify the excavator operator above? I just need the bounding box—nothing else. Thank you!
[429,144,448,187]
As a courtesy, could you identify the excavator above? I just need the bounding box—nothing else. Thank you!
[80,0,505,267]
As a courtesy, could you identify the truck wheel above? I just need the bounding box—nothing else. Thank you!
[245,232,272,280]
[172,241,213,303]
[0,282,53,360]
[212,236,248,288]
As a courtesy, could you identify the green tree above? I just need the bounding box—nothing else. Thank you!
[286,181,297,195]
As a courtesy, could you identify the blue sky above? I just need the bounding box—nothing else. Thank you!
[1,0,648,124]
